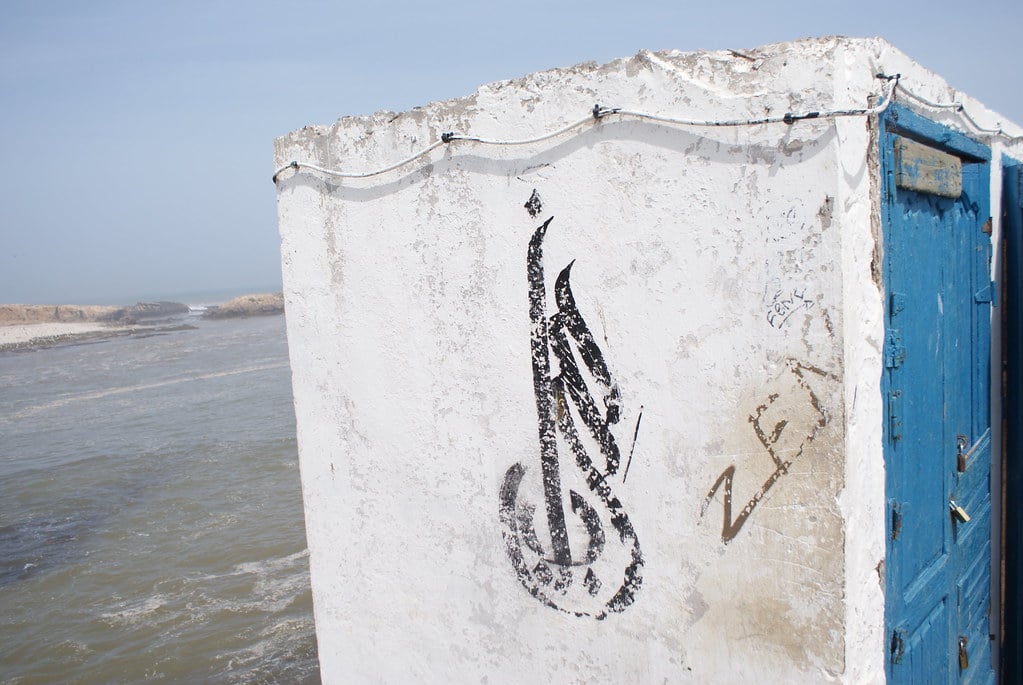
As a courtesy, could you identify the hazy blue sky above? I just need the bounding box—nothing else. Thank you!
[2,0,1020,304]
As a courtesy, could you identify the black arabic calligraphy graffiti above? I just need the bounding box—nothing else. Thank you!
[499,217,644,619]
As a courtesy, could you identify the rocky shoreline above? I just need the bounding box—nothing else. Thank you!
[201,293,284,319]
[0,301,190,326]
[0,293,285,352]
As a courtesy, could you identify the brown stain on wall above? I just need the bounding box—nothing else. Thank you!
[694,360,846,675]
[702,360,838,542]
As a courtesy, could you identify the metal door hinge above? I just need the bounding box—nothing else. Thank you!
[889,292,906,317]
[982,218,992,235]
[891,503,903,540]
[885,330,906,369]
[975,281,997,306]
[890,629,906,665]
[889,390,903,440]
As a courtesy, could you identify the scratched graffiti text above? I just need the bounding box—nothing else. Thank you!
[766,288,815,329]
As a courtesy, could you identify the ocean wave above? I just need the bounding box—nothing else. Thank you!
[97,550,313,628]
[216,616,319,685]
[187,550,313,614]
[99,594,171,626]
[232,549,310,577]
[4,363,289,421]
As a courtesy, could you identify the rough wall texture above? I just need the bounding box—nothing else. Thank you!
[273,37,1020,683]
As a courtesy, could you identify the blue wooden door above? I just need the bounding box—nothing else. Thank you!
[882,106,994,684]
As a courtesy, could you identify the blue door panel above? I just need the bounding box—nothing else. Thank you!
[957,540,990,631]
[903,599,952,681]
[883,105,993,684]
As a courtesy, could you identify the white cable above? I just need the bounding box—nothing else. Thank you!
[270,117,596,183]
[269,75,931,184]
[272,140,445,183]
[896,86,963,112]
[446,115,596,146]
[614,78,896,128]
[897,85,1023,142]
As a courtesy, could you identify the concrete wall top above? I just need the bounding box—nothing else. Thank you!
[273,37,1019,684]
[276,37,1022,169]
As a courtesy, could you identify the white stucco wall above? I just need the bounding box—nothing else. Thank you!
[274,37,1022,683]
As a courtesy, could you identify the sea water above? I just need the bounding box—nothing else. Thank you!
[0,314,319,683]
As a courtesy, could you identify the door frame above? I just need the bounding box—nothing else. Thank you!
[1002,156,1022,681]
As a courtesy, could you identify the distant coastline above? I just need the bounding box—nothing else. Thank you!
[0,301,190,326]
[201,293,284,319]
[0,293,284,352]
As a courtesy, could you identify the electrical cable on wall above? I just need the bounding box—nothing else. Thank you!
[272,74,1018,185]
[895,87,1023,143]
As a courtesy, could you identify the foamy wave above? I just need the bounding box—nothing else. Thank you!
[5,363,289,421]
[100,594,170,626]
[99,552,312,628]
[229,550,312,613]
[190,549,309,585]
[232,549,309,577]
[216,616,317,684]
[176,549,311,615]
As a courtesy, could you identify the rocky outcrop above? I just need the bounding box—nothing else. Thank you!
[111,301,190,322]
[0,301,189,326]
[202,293,285,319]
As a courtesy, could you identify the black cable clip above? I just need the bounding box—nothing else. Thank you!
[272,160,299,184]
[441,132,455,143]
[783,111,820,125]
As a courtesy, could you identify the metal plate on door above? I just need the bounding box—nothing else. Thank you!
[894,136,963,198]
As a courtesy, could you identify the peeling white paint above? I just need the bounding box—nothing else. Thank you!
[274,37,1022,683]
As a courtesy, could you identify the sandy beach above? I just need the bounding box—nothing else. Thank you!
[0,322,132,350]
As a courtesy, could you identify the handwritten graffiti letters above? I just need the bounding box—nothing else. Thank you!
[701,360,835,543]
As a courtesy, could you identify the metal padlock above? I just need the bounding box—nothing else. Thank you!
[950,499,971,523]
[959,636,969,670]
